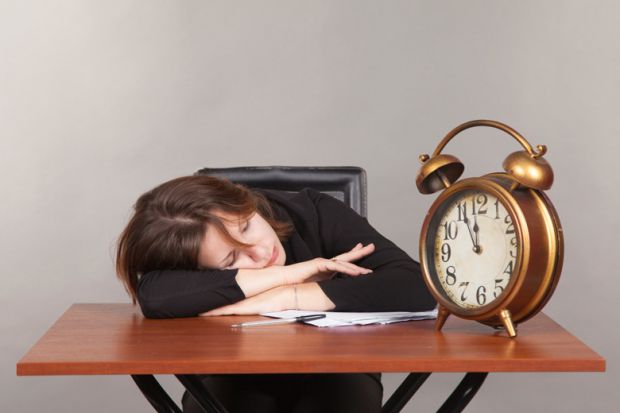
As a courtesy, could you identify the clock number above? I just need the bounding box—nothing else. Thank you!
[441,243,451,262]
[494,199,500,219]
[445,265,457,285]
[476,286,487,305]
[504,215,515,234]
[457,202,467,222]
[510,237,517,258]
[474,193,488,215]
[442,221,458,240]
[504,260,514,275]
[459,281,469,301]
[494,279,505,298]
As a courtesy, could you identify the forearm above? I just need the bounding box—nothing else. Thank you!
[236,267,287,298]
[294,282,336,311]
[236,259,354,299]
[201,282,335,316]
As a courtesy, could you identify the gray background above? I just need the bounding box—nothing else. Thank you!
[1,1,616,411]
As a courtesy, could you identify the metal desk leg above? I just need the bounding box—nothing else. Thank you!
[436,372,488,413]
[133,372,486,413]
[381,373,432,413]
[132,375,183,413]
[176,375,229,413]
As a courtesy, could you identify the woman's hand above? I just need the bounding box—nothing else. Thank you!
[285,243,375,284]
[332,242,375,263]
[235,243,375,299]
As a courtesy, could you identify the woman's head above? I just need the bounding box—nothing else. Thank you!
[116,175,292,303]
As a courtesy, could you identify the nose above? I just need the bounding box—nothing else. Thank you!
[244,244,271,266]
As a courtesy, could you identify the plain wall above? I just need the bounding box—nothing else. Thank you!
[1,1,616,411]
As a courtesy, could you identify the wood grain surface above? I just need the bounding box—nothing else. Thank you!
[17,303,605,376]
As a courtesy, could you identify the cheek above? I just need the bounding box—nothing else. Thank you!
[253,218,277,239]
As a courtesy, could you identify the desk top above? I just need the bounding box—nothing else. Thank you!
[17,303,605,376]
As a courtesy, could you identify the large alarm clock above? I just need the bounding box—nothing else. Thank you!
[416,120,563,338]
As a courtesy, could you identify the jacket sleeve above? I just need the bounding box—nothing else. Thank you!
[136,269,245,318]
[309,190,437,312]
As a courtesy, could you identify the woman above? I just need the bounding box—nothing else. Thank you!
[116,174,436,413]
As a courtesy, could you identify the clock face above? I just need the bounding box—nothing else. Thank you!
[427,189,519,310]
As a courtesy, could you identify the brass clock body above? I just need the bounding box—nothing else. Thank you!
[416,120,563,338]
[419,173,563,336]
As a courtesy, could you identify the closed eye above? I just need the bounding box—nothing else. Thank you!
[224,252,236,269]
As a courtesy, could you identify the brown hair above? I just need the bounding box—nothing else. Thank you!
[116,175,294,303]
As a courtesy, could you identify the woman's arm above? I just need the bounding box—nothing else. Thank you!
[199,244,376,315]
[308,189,437,312]
[138,256,370,318]
[137,269,243,318]
[236,251,373,296]
[201,282,336,316]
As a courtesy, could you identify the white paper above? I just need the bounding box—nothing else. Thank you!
[260,308,438,327]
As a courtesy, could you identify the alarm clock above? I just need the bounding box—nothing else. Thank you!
[416,120,563,338]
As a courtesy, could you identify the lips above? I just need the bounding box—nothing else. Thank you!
[266,246,278,267]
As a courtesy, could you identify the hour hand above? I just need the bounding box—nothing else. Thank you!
[463,216,477,250]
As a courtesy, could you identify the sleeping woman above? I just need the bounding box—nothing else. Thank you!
[116,174,435,413]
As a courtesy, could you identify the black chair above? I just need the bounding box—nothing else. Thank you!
[132,166,486,413]
[196,166,368,217]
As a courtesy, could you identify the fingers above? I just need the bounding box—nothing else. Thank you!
[351,242,364,251]
[332,243,375,263]
[337,242,364,257]
[322,258,372,276]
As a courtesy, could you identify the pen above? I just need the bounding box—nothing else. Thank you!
[231,314,326,328]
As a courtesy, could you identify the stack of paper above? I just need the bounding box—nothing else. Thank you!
[261,308,438,327]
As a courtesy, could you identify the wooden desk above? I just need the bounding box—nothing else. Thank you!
[17,304,605,412]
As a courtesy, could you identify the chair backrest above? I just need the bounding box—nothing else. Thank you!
[195,166,368,217]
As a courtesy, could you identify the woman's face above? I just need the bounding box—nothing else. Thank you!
[198,210,286,270]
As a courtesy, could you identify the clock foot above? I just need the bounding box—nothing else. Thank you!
[499,309,517,338]
[435,306,450,331]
